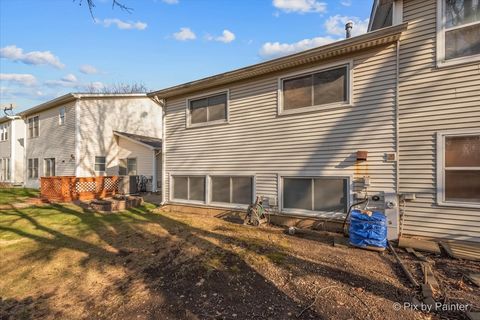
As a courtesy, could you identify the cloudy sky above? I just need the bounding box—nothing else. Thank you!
[0,0,371,112]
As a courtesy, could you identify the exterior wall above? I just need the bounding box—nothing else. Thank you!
[398,0,480,242]
[24,102,76,188]
[164,44,399,217]
[0,120,11,159]
[12,119,25,184]
[117,136,155,177]
[76,97,162,178]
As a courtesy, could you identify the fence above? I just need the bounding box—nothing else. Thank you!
[40,176,121,202]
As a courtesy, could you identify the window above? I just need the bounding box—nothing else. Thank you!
[0,158,10,181]
[44,158,55,177]
[28,158,39,179]
[438,131,480,206]
[211,176,253,205]
[172,176,206,202]
[283,177,348,213]
[28,116,39,138]
[0,123,8,141]
[280,65,349,113]
[188,92,228,126]
[438,0,480,64]
[95,156,106,172]
[59,107,65,125]
[119,158,137,175]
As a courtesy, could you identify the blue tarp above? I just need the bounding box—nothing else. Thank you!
[349,209,387,248]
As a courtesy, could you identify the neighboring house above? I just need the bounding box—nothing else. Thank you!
[0,116,25,185]
[19,93,162,190]
[149,0,479,243]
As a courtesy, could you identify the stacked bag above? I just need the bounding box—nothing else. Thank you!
[349,209,387,249]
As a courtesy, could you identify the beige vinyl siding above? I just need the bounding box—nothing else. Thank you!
[76,98,162,177]
[398,0,480,242]
[25,102,76,188]
[164,44,399,215]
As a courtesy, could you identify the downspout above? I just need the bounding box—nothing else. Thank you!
[10,120,16,183]
[395,39,400,194]
[149,95,167,205]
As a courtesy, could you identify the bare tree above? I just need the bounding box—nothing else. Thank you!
[74,0,133,17]
[84,82,149,94]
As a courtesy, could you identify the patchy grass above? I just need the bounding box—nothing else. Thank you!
[0,200,478,320]
[0,188,39,205]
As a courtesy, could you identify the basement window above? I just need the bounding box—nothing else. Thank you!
[187,92,228,127]
[172,176,206,202]
[282,177,348,213]
[211,176,253,205]
[437,131,480,207]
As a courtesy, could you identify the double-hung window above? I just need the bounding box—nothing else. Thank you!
[187,92,228,127]
[211,176,253,205]
[59,107,66,125]
[437,131,480,206]
[28,116,39,138]
[0,123,8,141]
[280,64,349,114]
[44,158,56,177]
[28,158,39,179]
[282,177,348,213]
[172,176,206,202]
[0,158,10,181]
[119,158,137,175]
[95,156,106,172]
[438,0,480,65]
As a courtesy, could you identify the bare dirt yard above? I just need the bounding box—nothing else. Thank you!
[0,190,478,319]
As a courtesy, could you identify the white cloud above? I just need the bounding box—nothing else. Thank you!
[325,15,369,37]
[0,73,38,86]
[86,81,105,91]
[98,18,147,30]
[79,64,99,74]
[259,36,338,59]
[162,0,179,3]
[206,29,236,43]
[45,74,82,88]
[173,27,196,41]
[62,74,78,83]
[341,0,352,6]
[0,45,65,69]
[272,0,327,13]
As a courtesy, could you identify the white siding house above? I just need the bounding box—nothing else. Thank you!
[0,116,25,185]
[20,94,162,190]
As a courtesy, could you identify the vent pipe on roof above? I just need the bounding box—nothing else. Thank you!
[345,21,353,38]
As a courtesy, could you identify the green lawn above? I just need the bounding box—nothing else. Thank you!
[0,188,40,205]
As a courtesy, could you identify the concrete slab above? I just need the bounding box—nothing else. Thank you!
[398,237,441,254]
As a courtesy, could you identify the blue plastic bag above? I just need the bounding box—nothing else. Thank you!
[349,209,387,248]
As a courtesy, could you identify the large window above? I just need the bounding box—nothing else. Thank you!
[0,123,8,141]
[438,0,480,63]
[438,131,480,206]
[95,156,106,172]
[44,158,55,177]
[281,65,349,113]
[172,176,206,202]
[283,177,348,213]
[188,92,227,126]
[0,158,10,181]
[211,176,253,205]
[28,116,39,138]
[28,158,39,179]
[119,158,137,175]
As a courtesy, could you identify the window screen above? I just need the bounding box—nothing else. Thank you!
[211,176,253,205]
[189,93,227,124]
[173,176,206,202]
[283,66,347,111]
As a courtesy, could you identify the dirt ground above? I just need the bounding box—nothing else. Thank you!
[0,202,478,320]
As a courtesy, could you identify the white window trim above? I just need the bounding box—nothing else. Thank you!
[277,60,354,116]
[436,129,480,208]
[43,158,56,177]
[185,89,230,129]
[277,171,353,218]
[59,107,66,126]
[169,172,257,209]
[94,156,107,173]
[436,0,480,67]
[27,115,40,139]
[28,158,39,180]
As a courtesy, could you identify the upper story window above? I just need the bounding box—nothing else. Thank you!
[187,92,228,127]
[95,156,106,172]
[279,65,349,114]
[59,107,66,125]
[438,0,480,65]
[437,130,480,207]
[0,123,8,141]
[28,116,39,138]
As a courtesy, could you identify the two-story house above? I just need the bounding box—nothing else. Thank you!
[148,0,479,243]
[19,93,163,191]
[0,116,25,185]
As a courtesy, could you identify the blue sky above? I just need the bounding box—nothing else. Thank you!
[0,0,371,112]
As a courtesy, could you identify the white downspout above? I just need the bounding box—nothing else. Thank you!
[152,149,157,192]
[10,120,15,183]
[161,99,166,205]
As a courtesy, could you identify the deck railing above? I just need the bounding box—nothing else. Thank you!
[40,176,121,202]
